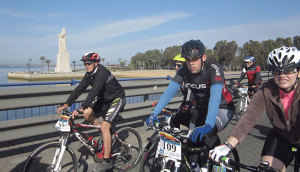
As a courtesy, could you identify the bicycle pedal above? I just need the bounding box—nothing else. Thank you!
[93,155,102,163]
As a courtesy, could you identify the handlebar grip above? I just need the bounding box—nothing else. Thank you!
[220,156,235,166]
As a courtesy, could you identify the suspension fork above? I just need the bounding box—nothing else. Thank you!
[53,134,69,171]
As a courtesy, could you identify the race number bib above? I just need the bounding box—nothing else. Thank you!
[158,132,181,160]
[55,115,71,132]
[241,87,248,93]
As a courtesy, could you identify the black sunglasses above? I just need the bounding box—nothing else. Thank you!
[185,56,202,62]
[175,64,183,68]
[83,61,93,66]
[272,69,297,75]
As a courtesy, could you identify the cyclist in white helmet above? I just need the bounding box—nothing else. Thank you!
[210,46,300,172]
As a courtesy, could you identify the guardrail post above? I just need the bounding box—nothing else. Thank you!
[70,79,77,111]
[143,94,148,102]
[71,79,76,86]
[166,75,172,80]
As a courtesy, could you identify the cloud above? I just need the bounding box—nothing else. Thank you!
[0,8,34,19]
[1,13,300,65]
[96,15,300,63]
[68,12,191,44]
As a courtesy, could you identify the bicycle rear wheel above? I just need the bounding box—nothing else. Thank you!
[111,127,142,171]
[23,141,78,172]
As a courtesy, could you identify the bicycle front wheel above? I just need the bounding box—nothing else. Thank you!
[235,97,247,119]
[111,127,142,171]
[23,141,78,172]
[140,135,162,172]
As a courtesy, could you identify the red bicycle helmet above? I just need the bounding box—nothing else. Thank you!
[81,52,100,62]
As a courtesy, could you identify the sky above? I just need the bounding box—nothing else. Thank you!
[0,0,300,65]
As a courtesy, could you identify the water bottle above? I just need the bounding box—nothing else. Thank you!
[191,162,201,172]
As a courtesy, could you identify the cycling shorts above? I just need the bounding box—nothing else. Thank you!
[261,129,300,167]
[93,97,126,124]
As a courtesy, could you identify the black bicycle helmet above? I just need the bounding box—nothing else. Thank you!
[81,52,100,62]
[181,40,206,59]
[267,46,300,71]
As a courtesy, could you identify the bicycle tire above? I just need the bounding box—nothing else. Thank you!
[140,135,162,172]
[111,127,142,171]
[235,97,246,119]
[23,141,78,172]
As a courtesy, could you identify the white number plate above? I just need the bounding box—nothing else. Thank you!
[241,87,248,93]
[158,132,181,160]
[55,115,71,132]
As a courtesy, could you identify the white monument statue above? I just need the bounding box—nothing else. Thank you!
[55,27,72,73]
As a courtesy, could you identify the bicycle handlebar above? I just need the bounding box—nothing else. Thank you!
[150,122,191,140]
[219,156,280,172]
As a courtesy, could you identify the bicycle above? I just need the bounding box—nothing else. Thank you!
[234,85,253,120]
[23,109,142,172]
[141,108,240,172]
[219,145,300,172]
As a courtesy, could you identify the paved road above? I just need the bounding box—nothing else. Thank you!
[0,106,295,172]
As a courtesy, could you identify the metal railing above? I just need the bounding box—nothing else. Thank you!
[0,73,270,122]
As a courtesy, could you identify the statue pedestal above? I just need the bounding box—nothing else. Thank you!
[55,51,72,73]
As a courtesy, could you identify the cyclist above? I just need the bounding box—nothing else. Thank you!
[173,53,185,71]
[210,46,300,172]
[235,56,262,96]
[146,39,234,167]
[57,52,126,172]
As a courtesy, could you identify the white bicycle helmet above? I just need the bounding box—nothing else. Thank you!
[267,46,300,71]
[244,56,255,63]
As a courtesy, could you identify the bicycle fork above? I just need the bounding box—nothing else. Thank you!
[52,134,69,171]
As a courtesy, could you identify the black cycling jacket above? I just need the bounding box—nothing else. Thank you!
[65,64,125,109]
[172,60,234,110]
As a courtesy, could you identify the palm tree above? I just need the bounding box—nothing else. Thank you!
[28,58,32,73]
[101,58,105,65]
[72,60,76,71]
[124,59,127,70]
[39,56,45,73]
[118,58,123,71]
[45,59,51,72]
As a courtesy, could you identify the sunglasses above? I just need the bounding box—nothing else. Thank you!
[185,56,201,62]
[175,64,183,68]
[83,61,93,66]
[272,69,297,75]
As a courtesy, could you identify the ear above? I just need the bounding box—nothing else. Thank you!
[297,70,300,78]
[202,54,207,61]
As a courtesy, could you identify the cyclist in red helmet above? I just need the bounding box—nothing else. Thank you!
[57,52,126,172]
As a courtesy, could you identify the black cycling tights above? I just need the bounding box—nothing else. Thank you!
[261,129,299,167]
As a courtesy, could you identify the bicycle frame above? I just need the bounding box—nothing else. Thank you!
[238,86,251,105]
[53,112,120,171]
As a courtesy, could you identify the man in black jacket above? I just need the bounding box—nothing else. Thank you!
[57,52,126,172]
